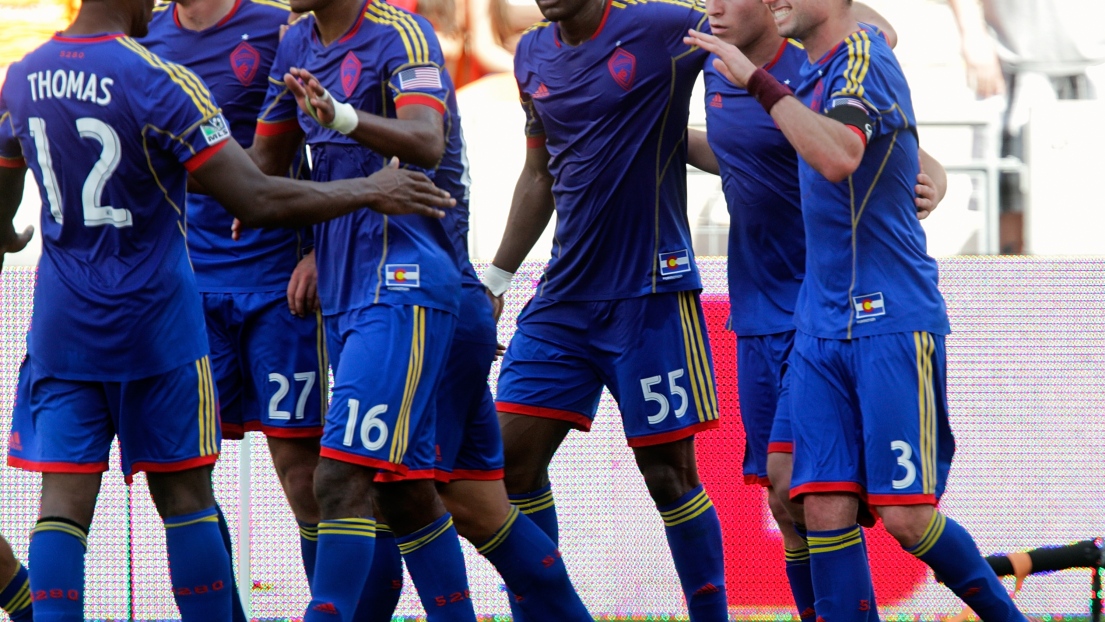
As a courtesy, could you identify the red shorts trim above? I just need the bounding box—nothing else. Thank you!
[867,493,937,507]
[767,442,793,454]
[125,454,221,484]
[374,468,435,483]
[255,118,301,137]
[441,468,504,483]
[320,447,406,475]
[394,93,446,114]
[8,456,108,474]
[526,135,547,149]
[789,481,865,501]
[496,402,592,431]
[744,474,771,487]
[626,418,720,448]
[261,425,324,439]
[0,156,26,169]
[183,141,227,172]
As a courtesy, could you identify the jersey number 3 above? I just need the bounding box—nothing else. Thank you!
[27,116,132,228]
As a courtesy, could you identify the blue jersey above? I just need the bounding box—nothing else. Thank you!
[514,0,709,301]
[704,40,805,337]
[0,33,230,380]
[143,0,311,293]
[793,25,949,340]
[259,1,461,315]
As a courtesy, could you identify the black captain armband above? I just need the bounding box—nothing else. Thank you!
[825,97,875,144]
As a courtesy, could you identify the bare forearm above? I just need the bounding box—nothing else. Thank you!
[771,96,864,182]
[348,112,444,169]
[225,175,373,229]
[687,128,720,175]
[492,171,555,272]
[948,0,988,38]
[0,168,25,229]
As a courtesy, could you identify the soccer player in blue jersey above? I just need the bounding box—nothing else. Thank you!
[141,0,329,595]
[686,1,945,618]
[688,1,1027,620]
[249,0,592,617]
[0,536,31,621]
[481,0,728,619]
[0,0,452,616]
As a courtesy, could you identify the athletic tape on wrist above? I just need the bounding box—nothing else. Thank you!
[481,265,514,297]
[304,87,358,135]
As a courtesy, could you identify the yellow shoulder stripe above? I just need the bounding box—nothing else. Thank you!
[117,37,219,117]
[249,0,291,9]
[840,30,872,98]
[365,1,429,64]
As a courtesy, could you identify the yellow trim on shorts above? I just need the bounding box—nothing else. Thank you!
[677,292,719,422]
[389,307,425,464]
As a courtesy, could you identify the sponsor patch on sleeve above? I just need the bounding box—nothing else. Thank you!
[200,114,232,145]
[659,249,692,279]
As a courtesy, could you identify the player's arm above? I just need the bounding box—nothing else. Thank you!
[686,30,865,183]
[915,147,947,220]
[285,67,445,168]
[947,0,1005,98]
[852,3,898,49]
[687,128,719,175]
[249,127,306,176]
[191,139,454,228]
[0,166,34,269]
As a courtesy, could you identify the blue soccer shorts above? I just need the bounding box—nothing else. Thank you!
[789,331,956,506]
[497,291,720,447]
[321,304,455,477]
[8,356,221,482]
[735,330,795,487]
[202,291,328,439]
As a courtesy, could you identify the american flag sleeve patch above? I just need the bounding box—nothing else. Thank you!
[397,66,442,91]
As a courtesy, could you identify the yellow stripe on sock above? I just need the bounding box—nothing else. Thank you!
[397,517,454,555]
[165,514,219,529]
[510,490,555,514]
[33,522,88,547]
[808,533,863,554]
[376,523,393,534]
[477,507,520,555]
[784,547,810,563]
[660,491,714,528]
[1,577,30,613]
[299,525,319,541]
[318,518,377,538]
[909,512,946,557]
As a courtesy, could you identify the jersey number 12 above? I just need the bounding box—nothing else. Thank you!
[27,116,132,228]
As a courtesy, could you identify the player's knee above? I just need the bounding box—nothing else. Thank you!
[765,453,793,498]
[375,479,446,535]
[312,459,372,519]
[278,461,320,523]
[878,505,934,548]
[634,439,700,505]
[147,466,216,519]
[766,489,794,531]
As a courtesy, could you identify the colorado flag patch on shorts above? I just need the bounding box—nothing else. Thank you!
[659,249,691,278]
[386,264,420,288]
[852,292,885,321]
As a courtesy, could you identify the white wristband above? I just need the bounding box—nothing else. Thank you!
[481,265,514,297]
[303,87,358,135]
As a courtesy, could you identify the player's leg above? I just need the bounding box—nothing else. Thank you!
[788,333,876,621]
[0,534,31,621]
[350,508,403,622]
[607,292,725,621]
[120,356,232,621]
[8,359,112,621]
[861,332,1024,622]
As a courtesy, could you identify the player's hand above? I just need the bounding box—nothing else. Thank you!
[960,34,1005,98]
[285,67,335,126]
[0,225,34,271]
[287,249,319,317]
[231,218,244,241]
[365,158,455,218]
[683,30,757,88]
[915,172,939,220]
[485,286,504,323]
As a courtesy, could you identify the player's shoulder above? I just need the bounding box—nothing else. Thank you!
[114,37,220,113]
[362,1,442,64]
[609,0,705,25]
[243,0,293,15]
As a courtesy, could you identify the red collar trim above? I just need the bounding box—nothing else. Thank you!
[52,32,125,43]
[173,0,243,30]
[337,0,372,44]
[763,39,788,70]
[554,0,612,48]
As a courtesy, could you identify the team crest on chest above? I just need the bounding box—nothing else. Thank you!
[341,51,362,98]
[607,47,636,91]
[230,41,261,86]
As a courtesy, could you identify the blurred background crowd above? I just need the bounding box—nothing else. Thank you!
[2,0,1103,263]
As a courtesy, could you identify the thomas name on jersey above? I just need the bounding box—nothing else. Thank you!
[25,70,114,106]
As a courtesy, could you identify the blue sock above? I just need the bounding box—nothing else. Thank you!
[808,525,876,620]
[351,523,403,622]
[214,504,248,622]
[164,507,233,622]
[304,518,376,622]
[298,521,319,587]
[29,519,88,622]
[785,524,816,620]
[908,512,1023,622]
[477,506,590,621]
[657,485,728,621]
[858,529,880,622]
[507,485,559,621]
[0,562,33,621]
[396,514,475,621]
